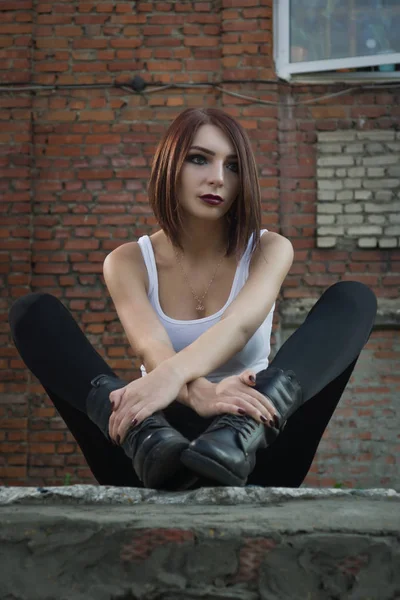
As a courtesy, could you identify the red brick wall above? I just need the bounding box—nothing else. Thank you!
[1,0,399,487]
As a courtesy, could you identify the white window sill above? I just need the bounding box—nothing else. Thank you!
[285,71,400,85]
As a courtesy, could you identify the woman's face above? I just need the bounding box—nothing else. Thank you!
[177,124,240,222]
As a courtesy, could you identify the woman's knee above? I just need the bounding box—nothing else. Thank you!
[330,279,374,296]
[9,292,60,333]
[327,280,377,315]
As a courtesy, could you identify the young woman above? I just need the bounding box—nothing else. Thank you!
[9,108,377,491]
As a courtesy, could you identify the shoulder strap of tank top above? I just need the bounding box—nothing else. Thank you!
[137,235,157,298]
[243,229,268,261]
[239,228,269,281]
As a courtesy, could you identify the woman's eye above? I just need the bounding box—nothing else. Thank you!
[189,154,206,165]
[188,154,238,173]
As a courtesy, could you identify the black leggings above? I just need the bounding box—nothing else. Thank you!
[8,280,377,488]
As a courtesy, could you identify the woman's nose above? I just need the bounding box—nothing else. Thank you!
[208,163,224,183]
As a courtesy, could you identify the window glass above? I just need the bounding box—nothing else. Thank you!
[290,0,400,63]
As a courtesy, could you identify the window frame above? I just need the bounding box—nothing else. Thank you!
[274,0,400,82]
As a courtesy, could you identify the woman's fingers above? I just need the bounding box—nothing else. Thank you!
[221,384,278,423]
[234,393,275,425]
[108,398,132,443]
[109,408,134,444]
[109,388,124,412]
[238,369,257,387]
[108,411,117,442]
[214,400,271,426]
[215,401,247,416]
[111,398,163,444]
[240,386,278,420]
[224,373,278,419]
[215,396,274,426]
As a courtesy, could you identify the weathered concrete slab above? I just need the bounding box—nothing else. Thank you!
[0,486,399,600]
[1,484,399,506]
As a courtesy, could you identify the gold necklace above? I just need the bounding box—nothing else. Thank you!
[174,248,225,312]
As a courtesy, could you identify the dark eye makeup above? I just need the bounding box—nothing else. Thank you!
[187,153,239,173]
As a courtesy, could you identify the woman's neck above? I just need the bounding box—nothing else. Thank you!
[176,218,228,262]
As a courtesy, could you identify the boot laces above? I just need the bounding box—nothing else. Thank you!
[212,414,258,440]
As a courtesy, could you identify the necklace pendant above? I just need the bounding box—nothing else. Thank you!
[196,302,204,311]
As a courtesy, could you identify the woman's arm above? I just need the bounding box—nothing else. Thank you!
[104,233,293,439]
[161,232,294,389]
[103,242,188,402]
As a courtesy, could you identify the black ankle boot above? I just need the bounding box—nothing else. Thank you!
[86,374,198,490]
[180,367,302,487]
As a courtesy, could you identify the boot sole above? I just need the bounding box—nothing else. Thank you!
[141,438,189,489]
[181,448,246,487]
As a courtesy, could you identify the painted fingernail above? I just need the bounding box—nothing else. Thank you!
[238,408,246,416]
[249,375,256,383]
[269,420,275,428]
[260,415,268,424]
[274,415,280,428]
[131,418,137,426]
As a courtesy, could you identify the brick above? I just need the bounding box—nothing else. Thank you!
[365,203,399,213]
[379,238,398,248]
[0,466,27,478]
[375,191,394,201]
[29,443,56,454]
[317,204,342,214]
[348,167,366,178]
[317,215,335,225]
[347,226,382,236]
[344,178,362,189]
[356,131,395,141]
[29,432,64,443]
[317,226,345,236]
[363,179,399,189]
[362,155,398,166]
[337,215,364,225]
[311,106,347,119]
[365,142,385,153]
[344,143,364,153]
[317,168,335,178]
[384,226,400,236]
[53,25,82,36]
[367,215,386,225]
[317,191,336,201]
[318,131,356,142]
[387,142,400,152]
[387,166,400,177]
[317,156,354,167]
[318,143,342,153]
[336,191,353,201]
[354,190,373,200]
[367,168,385,177]
[36,61,69,72]
[318,180,343,191]
[358,238,377,248]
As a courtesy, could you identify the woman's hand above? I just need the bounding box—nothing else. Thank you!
[107,363,183,444]
[188,370,279,426]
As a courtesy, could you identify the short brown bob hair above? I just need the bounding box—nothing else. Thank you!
[147,107,262,259]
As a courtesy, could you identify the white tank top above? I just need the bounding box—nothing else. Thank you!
[137,229,274,383]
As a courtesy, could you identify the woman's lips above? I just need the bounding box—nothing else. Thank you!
[200,196,223,206]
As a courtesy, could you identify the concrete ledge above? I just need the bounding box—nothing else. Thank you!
[1,486,399,600]
[280,298,400,328]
